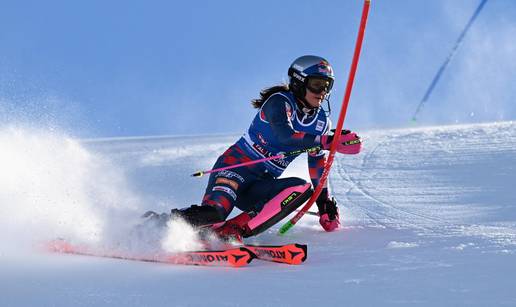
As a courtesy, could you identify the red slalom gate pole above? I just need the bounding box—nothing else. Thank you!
[279,0,371,235]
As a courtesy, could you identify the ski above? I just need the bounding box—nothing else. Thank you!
[243,243,307,265]
[208,242,307,265]
[46,239,307,266]
[46,239,255,268]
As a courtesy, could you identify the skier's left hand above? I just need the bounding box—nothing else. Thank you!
[316,197,340,232]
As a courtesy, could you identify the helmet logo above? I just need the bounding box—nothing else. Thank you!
[292,71,305,82]
[318,61,333,75]
[292,64,304,71]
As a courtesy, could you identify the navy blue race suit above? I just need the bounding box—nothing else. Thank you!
[202,91,331,219]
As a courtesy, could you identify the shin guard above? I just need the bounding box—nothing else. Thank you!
[244,183,312,237]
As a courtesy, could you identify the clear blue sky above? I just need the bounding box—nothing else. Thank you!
[1,0,515,138]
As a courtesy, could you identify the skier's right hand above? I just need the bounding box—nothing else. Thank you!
[321,130,361,154]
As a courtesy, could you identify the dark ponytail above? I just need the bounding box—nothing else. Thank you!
[251,84,290,109]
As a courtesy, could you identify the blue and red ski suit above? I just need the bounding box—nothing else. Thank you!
[202,91,331,219]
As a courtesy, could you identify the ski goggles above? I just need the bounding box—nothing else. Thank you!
[306,77,334,94]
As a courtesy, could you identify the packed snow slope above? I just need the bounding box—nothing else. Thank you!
[1,121,515,306]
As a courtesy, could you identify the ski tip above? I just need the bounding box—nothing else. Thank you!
[294,244,308,263]
[280,243,307,265]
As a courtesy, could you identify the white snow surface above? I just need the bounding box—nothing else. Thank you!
[1,121,516,306]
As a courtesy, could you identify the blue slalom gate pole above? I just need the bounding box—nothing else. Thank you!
[411,0,489,122]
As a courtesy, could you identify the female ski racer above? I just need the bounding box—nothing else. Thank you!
[144,55,361,241]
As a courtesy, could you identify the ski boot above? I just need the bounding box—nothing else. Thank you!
[211,212,253,244]
[170,205,225,226]
[142,205,225,228]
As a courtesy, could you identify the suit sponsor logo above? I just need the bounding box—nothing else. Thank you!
[259,110,268,122]
[257,133,267,145]
[316,120,325,131]
[281,191,301,207]
[216,170,244,183]
[252,142,269,157]
[271,158,289,168]
[285,102,293,119]
[251,143,289,169]
[213,186,237,200]
[215,178,239,190]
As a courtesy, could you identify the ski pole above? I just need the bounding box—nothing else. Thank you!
[279,0,371,235]
[191,146,321,177]
[296,210,319,217]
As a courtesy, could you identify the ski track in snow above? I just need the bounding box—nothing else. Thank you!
[333,121,516,248]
